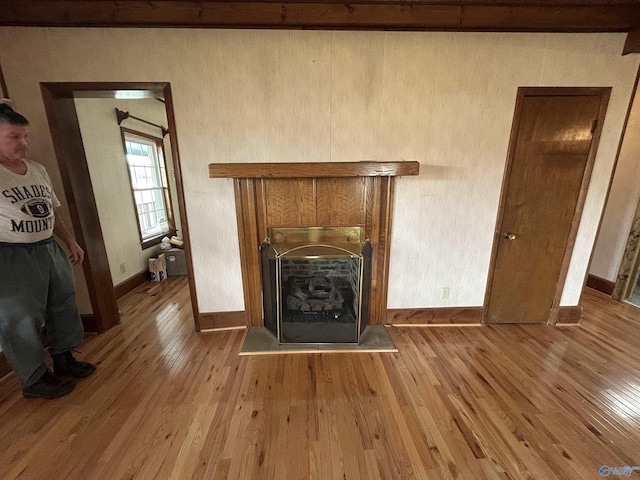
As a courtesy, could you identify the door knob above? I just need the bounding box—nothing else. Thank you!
[503,232,517,240]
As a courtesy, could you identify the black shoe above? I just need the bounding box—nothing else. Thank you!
[52,351,96,378]
[23,370,75,399]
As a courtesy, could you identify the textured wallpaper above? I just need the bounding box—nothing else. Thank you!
[0,28,637,312]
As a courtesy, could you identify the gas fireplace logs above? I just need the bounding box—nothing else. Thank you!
[286,276,344,311]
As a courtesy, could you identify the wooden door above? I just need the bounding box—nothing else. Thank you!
[485,88,609,324]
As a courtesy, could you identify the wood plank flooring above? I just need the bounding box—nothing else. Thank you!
[1,278,639,479]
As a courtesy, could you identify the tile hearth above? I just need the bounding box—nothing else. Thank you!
[239,325,398,355]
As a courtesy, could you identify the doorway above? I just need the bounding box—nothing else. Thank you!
[612,193,640,306]
[608,80,640,307]
[484,87,610,324]
[40,82,197,333]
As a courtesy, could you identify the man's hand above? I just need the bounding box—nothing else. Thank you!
[66,240,85,265]
[53,213,85,265]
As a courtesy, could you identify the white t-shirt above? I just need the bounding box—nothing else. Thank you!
[0,159,61,243]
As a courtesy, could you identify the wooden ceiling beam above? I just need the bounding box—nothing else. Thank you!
[1,1,640,32]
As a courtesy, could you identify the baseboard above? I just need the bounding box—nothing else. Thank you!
[197,311,247,331]
[586,274,615,296]
[387,307,483,325]
[114,269,149,299]
[557,306,582,324]
[197,307,485,329]
[387,305,581,325]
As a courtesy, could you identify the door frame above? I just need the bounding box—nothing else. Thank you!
[40,82,198,333]
[482,86,611,325]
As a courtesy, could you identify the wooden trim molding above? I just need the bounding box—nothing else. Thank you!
[548,88,610,325]
[623,27,640,55]
[162,85,201,331]
[370,177,395,326]
[557,306,583,324]
[197,311,247,330]
[387,307,483,325]
[114,270,149,299]
[1,1,640,32]
[387,305,581,325]
[234,178,263,327]
[196,306,585,328]
[586,274,615,296]
[209,161,420,179]
[41,85,120,334]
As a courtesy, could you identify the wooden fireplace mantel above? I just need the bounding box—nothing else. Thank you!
[208,161,419,179]
[204,160,418,330]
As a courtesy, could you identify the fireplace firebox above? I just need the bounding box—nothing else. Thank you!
[260,226,372,344]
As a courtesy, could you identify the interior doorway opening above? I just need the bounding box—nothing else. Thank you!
[40,82,197,333]
[588,68,640,308]
[612,189,640,306]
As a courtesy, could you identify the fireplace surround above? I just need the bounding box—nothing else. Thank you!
[208,161,420,333]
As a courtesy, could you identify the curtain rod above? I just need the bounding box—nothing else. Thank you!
[115,108,169,137]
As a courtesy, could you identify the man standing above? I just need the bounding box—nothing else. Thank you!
[0,102,95,399]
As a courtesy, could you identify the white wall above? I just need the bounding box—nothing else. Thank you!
[0,28,637,314]
[589,92,640,282]
[75,97,182,286]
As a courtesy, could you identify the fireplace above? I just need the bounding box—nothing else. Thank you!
[206,161,419,333]
[261,226,372,344]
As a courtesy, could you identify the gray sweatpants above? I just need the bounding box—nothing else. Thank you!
[0,237,84,387]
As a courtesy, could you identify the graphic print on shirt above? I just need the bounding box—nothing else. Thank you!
[21,198,53,218]
[2,183,55,235]
[0,159,61,243]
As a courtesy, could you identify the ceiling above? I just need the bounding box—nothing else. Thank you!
[0,1,639,55]
[1,0,639,34]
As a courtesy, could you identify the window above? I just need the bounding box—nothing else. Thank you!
[122,128,175,248]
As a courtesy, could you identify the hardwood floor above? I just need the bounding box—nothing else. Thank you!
[1,279,639,479]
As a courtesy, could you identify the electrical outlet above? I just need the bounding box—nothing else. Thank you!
[120,263,127,274]
[441,287,450,300]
